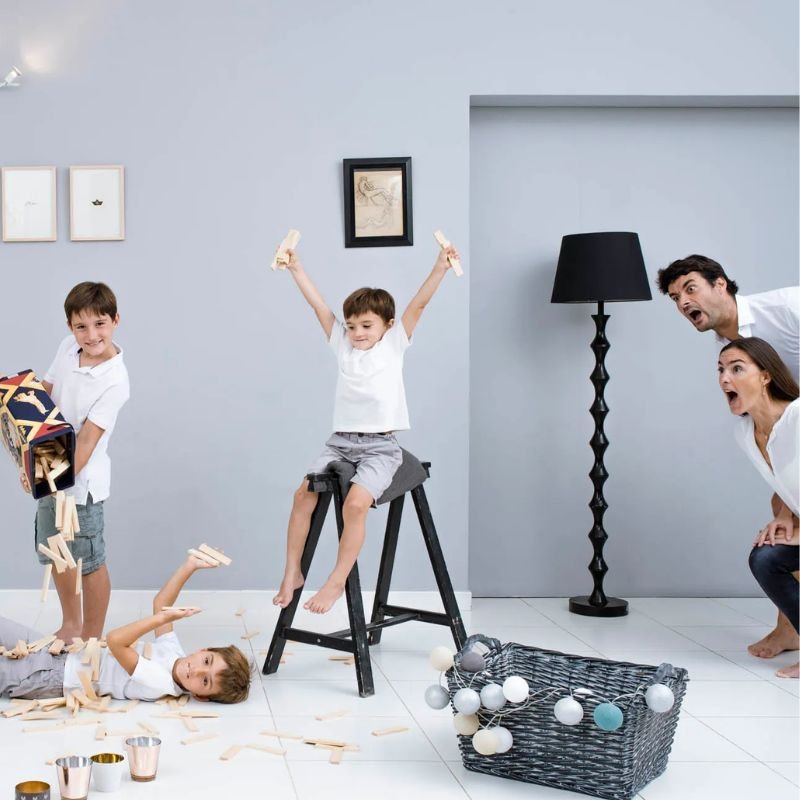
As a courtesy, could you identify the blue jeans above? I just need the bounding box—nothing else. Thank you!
[749,544,800,632]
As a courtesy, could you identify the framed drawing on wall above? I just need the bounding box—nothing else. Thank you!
[343,156,412,247]
[1,166,57,242]
[70,165,125,241]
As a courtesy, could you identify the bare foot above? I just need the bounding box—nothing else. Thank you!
[54,626,81,643]
[775,661,800,679]
[303,579,345,614]
[747,628,800,658]
[272,572,304,607]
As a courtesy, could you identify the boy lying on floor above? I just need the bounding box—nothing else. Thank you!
[0,553,251,704]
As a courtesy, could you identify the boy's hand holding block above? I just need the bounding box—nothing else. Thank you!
[271,229,301,270]
[433,230,464,276]
[186,543,232,567]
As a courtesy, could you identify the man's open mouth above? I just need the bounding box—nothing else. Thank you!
[689,309,702,322]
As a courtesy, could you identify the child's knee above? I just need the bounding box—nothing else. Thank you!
[343,493,372,518]
[293,481,317,509]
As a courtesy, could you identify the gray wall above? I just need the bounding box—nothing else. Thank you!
[469,106,799,596]
[0,1,797,593]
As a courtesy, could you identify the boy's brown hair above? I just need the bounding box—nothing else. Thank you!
[206,645,252,704]
[343,287,395,324]
[64,282,119,323]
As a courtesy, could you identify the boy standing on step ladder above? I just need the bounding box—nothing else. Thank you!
[272,242,460,614]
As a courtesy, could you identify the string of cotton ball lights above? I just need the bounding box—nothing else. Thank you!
[425,642,676,756]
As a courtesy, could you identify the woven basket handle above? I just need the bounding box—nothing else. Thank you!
[649,662,677,685]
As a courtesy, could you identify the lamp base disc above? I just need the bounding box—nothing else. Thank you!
[569,595,628,617]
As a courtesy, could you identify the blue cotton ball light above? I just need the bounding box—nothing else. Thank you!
[424,684,450,710]
[593,702,624,731]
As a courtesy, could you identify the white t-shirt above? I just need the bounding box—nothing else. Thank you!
[330,321,411,432]
[733,398,799,516]
[44,335,130,504]
[63,633,185,700]
[716,288,800,382]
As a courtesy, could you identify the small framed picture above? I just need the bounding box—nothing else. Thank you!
[69,165,125,241]
[343,156,413,248]
[1,166,57,242]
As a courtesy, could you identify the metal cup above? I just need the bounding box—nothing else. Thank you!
[15,781,50,800]
[54,756,92,800]
[91,752,125,792]
[124,736,161,782]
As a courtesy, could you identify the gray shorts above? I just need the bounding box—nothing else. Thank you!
[309,432,403,502]
[35,493,106,574]
[0,617,66,699]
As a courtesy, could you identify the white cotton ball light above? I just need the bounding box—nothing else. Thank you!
[430,646,455,672]
[424,684,450,710]
[479,683,506,711]
[453,713,480,736]
[453,688,481,715]
[502,675,529,703]
[645,684,675,713]
[494,726,513,753]
[554,696,584,726]
[472,728,498,756]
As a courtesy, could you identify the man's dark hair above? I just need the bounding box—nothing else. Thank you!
[656,255,739,297]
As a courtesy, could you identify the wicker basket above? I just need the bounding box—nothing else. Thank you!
[446,642,688,800]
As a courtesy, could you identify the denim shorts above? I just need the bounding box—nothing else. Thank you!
[309,432,403,502]
[35,493,106,575]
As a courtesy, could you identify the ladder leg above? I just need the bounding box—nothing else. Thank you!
[411,484,467,649]
[368,495,404,646]
[332,483,374,697]
[263,492,331,675]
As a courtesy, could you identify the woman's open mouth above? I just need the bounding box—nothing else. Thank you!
[725,390,738,406]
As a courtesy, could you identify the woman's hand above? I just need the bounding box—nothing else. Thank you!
[754,515,797,546]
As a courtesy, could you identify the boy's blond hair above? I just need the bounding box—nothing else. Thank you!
[206,645,252,704]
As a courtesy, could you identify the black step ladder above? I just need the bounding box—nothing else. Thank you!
[262,460,467,697]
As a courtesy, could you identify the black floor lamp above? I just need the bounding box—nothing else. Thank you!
[551,232,651,617]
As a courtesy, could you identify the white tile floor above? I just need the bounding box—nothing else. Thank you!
[1,592,798,799]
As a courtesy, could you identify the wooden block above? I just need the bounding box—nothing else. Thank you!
[270,229,301,270]
[47,460,70,483]
[240,631,259,640]
[37,543,68,573]
[329,748,343,764]
[70,497,80,533]
[35,461,44,480]
[64,717,102,728]
[371,725,409,737]
[177,693,190,707]
[73,690,92,707]
[187,548,219,566]
[314,743,360,753]
[51,533,77,569]
[125,699,140,712]
[91,647,100,682]
[245,742,286,756]
[315,709,348,721]
[15,639,29,657]
[3,701,37,717]
[75,558,83,595]
[138,720,159,735]
[55,491,65,529]
[197,544,232,566]
[181,733,219,745]
[182,715,200,732]
[38,697,67,710]
[95,724,107,741]
[24,723,67,733]
[42,458,57,493]
[27,634,56,653]
[41,564,52,603]
[260,729,304,741]
[234,607,245,616]
[65,692,76,712]
[433,229,464,276]
[179,710,219,718]
[160,605,202,612]
[81,638,97,664]
[303,737,349,748]
[20,711,61,721]
[78,671,98,701]
[220,744,242,761]
[50,639,64,656]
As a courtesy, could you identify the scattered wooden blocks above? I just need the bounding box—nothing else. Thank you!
[181,733,219,746]
[240,631,259,640]
[315,709,349,722]
[371,725,409,737]
[245,742,286,756]
[433,229,464,276]
[160,606,202,612]
[220,744,243,761]
[197,543,232,566]
[37,543,68,573]
[271,229,301,270]
[41,564,52,603]
[75,558,83,595]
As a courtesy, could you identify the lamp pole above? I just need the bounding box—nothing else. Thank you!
[569,300,628,617]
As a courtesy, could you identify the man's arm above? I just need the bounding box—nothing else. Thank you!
[283,250,336,339]
[401,245,459,339]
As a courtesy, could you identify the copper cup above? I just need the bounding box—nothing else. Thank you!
[124,736,161,782]
[54,756,92,800]
[15,781,50,800]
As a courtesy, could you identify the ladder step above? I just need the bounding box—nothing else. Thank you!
[380,604,459,628]
[281,628,354,651]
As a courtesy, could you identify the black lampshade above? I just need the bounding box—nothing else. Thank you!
[551,232,651,304]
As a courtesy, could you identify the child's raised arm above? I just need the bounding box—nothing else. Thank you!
[282,249,335,339]
[401,244,460,338]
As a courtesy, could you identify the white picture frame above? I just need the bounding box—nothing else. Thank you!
[1,166,57,242]
[69,165,125,241]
